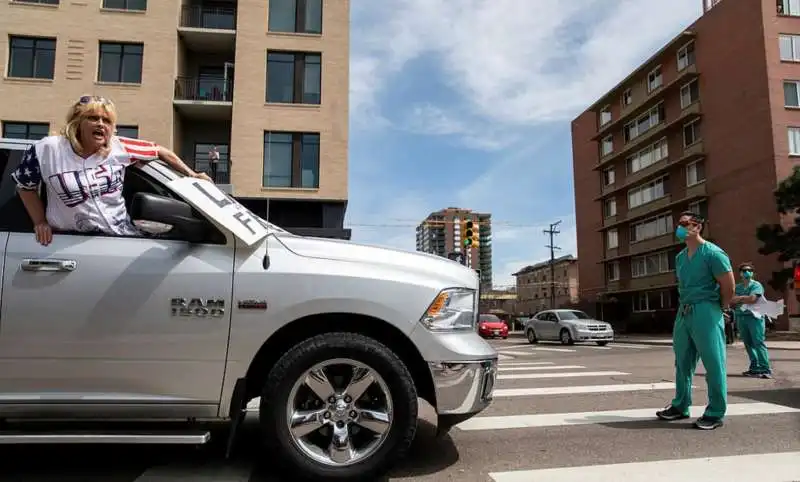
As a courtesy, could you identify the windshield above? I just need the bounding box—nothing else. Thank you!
[146,160,289,234]
[558,311,590,320]
[480,315,501,323]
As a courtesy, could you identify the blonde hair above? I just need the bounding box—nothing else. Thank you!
[60,95,118,156]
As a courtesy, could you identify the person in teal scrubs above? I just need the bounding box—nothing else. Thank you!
[731,262,772,379]
[656,211,735,430]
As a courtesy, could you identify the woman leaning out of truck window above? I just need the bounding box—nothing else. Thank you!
[10,94,212,246]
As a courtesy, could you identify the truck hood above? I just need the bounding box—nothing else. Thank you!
[276,234,478,288]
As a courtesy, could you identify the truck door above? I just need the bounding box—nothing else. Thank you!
[0,163,235,420]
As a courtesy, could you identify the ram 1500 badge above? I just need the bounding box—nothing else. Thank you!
[0,138,498,481]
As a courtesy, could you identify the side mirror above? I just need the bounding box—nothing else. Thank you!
[129,192,208,243]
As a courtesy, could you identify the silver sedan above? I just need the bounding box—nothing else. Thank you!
[524,309,614,346]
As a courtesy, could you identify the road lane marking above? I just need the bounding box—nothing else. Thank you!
[497,371,629,380]
[498,365,585,372]
[531,347,577,352]
[498,361,554,367]
[610,343,660,349]
[493,382,679,397]
[457,402,800,431]
[489,451,800,481]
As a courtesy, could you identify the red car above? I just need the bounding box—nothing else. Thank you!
[478,314,508,339]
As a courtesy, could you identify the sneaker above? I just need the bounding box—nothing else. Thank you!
[758,372,773,379]
[742,370,758,377]
[656,405,690,421]
[694,416,723,430]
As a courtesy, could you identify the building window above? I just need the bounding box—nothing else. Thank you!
[266,51,321,104]
[630,213,672,243]
[623,103,664,143]
[12,0,59,4]
[628,177,668,209]
[98,42,143,84]
[647,66,663,93]
[602,167,615,186]
[633,290,674,312]
[102,0,146,10]
[8,36,56,80]
[2,121,49,140]
[607,229,619,249]
[622,89,632,107]
[677,41,695,71]
[683,119,701,147]
[780,34,800,61]
[600,135,613,156]
[607,262,620,282]
[789,127,800,155]
[680,79,699,108]
[779,0,800,16]
[263,131,320,188]
[115,125,138,138]
[688,199,708,219]
[626,137,668,174]
[631,250,674,278]
[686,160,705,186]
[599,106,612,126]
[604,198,617,218]
[784,80,800,107]
[268,0,322,34]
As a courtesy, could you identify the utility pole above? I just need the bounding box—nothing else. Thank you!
[543,220,561,309]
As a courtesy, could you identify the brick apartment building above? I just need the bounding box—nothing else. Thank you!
[0,0,350,239]
[415,207,493,288]
[512,255,580,315]
[571,0,798,332]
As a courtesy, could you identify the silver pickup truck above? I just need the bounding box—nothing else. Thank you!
[0,138,498,481]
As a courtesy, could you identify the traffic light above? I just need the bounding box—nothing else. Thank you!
[464,220,475,247]
[471,221,480,247]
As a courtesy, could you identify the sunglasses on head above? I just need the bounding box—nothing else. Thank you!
[77,95,113,106]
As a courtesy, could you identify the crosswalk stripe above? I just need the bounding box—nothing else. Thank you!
[488,451,800,481]
[498,370,629,380]
[493,382,678,397]
[497,361,554,366]
[499,350,540,356]
[610,343,660,349]
[456,402,799,431]
[498,354,513,360]
[530,347,577,353]
[582,345,612,350]
[498,365,585,372]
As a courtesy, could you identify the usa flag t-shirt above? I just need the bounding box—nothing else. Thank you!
[11,135,160,236]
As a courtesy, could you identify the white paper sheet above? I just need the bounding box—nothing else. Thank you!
[742,297,785,319]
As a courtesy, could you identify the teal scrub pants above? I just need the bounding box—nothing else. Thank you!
[671,301,728,420]
[736,314,771,373]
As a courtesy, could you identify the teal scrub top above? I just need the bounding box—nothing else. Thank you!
[676,241,733,305]
[734,280,765,319]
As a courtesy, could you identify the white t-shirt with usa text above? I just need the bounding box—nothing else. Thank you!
[10,135,160,236]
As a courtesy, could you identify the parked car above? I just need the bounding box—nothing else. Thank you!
[0,138,498,482]
[478,314,509,339]
[524,309,614,346]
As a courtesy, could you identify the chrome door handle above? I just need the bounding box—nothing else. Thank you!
[21,258,77,272]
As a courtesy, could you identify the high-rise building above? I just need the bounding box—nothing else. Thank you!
[571,0,798,331]
[0,0,350,240]
[416,207,492,288]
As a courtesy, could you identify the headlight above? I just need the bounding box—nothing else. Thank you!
[419,288,476,331]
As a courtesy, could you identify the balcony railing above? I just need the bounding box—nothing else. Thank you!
[180,5,237,30]
[174,76,233,102]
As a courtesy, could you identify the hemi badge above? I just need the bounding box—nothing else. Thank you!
[238,300,268,310]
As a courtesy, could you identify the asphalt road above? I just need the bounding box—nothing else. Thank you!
[2,339,799,481]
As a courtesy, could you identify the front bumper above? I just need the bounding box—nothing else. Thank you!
[574,330,615,342]
[428,358,497,416]
[478,327,508,337]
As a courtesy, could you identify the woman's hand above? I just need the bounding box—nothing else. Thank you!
[190,171,213,183]
[34,222,53,246]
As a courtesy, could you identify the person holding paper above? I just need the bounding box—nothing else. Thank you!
[731,262,772,379]
[656,211,735,430]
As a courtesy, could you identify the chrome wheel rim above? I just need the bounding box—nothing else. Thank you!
[286,358,394,467]
[527,330,535,342]
[561,331,569,343]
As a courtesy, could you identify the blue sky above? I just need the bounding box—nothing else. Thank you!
[344,0,704,289]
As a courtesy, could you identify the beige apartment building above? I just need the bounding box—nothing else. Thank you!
[0,0,350,239]
[513,255,580,314]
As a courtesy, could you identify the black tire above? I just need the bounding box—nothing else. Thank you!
[559,329,574,345]
[596,341,609,346]
[259,332,418,481]
[526,329,538,344]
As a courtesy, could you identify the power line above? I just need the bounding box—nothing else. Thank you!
[543,220,561,309]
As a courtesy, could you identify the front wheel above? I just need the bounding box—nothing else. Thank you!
[259,332,418,481]
[560,329,574,345]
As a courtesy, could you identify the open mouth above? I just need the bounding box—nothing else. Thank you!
[92,127,106,141]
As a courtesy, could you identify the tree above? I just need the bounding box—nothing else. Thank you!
[755,165,800,291]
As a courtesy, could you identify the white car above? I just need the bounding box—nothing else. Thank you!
[524,309,614,346]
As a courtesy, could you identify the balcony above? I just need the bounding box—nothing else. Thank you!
[173,76,233,120]
[593,101,703,171]
[178,5,236,53]
[602,272,677,294]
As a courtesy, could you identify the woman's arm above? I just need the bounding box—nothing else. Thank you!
[18,189,47,225]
